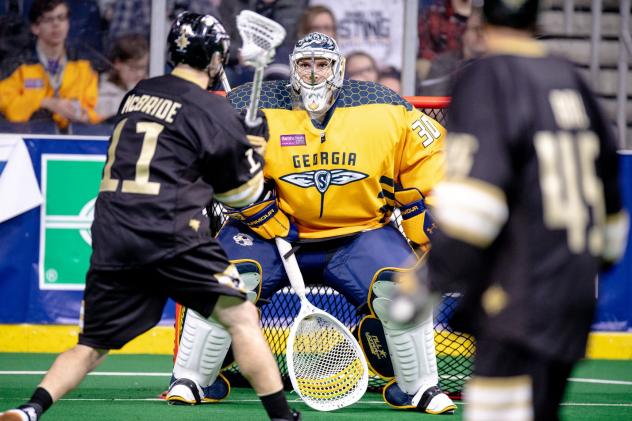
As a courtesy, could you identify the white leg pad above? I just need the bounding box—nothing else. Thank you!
[373,296,438,395]
[172,310,232,387]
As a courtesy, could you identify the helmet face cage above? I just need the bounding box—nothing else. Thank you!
[168,12,230,72]
[290,32,345,118]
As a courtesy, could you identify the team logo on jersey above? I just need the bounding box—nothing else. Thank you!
[233,232,254,246]
[280,169,368,217]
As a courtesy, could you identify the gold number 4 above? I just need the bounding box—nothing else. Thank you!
[534,130,606,255]
[99,118,164,195]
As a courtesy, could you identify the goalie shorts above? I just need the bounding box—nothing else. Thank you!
[219,220,415,306]
[78,242,246,350]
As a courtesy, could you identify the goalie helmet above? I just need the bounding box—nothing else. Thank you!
[290,32,345,120]
[167,12,230,73]
[483,0,540,30]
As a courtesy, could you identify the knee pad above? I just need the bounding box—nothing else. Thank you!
[368,269,439,396]
[172,309,232,388]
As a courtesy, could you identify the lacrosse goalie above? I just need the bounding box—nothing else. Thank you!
[168,31,456,415]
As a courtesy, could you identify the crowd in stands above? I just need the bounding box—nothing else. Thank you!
[0,0,479,135]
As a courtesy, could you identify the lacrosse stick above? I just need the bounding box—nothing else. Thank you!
[276,237,369,411]
[236,10,286,127]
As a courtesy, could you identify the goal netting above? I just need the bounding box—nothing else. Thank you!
[213,96,474,398]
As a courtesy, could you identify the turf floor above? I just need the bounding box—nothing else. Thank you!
[0,353,631,420]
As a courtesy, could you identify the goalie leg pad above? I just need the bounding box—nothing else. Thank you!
[169,310,232,403]
[235,260,262,303]
[373,296,438,395]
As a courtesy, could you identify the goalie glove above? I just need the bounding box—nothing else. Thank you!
[224,183,297,240]
[395,186,436,248]
[238,109,269,156]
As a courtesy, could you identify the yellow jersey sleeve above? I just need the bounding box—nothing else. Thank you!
[228,80,445,240]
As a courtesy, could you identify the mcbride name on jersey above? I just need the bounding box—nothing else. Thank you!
[228,79,445,239]
[91,72,263,269]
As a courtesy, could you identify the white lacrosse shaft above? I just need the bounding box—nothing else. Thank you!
[275,237,307,298]
[236,10,286,128]
[245,66,265,127]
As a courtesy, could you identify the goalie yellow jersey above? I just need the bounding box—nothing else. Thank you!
[228,80,445,239]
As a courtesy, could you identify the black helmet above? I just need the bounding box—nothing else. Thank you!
[167,12,230,70]
[483,0,539,30]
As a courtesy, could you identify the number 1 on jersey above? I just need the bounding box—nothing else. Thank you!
[100,118,163,195]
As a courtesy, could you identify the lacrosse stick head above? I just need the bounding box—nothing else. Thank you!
[167,12,230,85]
[237,10,287,69]
[286,305,369,411]
[290,32,345,120]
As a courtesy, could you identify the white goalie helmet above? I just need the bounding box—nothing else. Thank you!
[290,32,345,119]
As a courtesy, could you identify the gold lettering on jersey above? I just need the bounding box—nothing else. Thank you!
[445,133,479,178]
[549,89,589,129]
[292,152,357,169]
[120,94,183,124]
[412,115,441,147]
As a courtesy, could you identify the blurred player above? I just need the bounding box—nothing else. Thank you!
[392,1,629,420]
[168,32,456,415]
[0,12,298,421]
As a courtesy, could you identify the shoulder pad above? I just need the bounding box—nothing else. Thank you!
[337,80,412,111]
[227,80,292,111]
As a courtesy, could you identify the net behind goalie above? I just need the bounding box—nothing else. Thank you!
[393,1,629,421]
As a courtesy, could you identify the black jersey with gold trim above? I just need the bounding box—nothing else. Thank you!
[91,74,263,269]
[429,41,625,361]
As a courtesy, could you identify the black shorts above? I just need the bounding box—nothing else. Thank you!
[473,337,576,421]
[78,242,247,350]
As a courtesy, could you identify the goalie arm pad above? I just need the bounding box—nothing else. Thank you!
[224,184,296,240]
[395,186,436,247]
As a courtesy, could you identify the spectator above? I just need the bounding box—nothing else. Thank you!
[107,0,220,42]
[0,0,101,132]
[95,34,148,122]
[378,66,401,94]
[345,50,379,82]
[310,0,405,72]
[418,6,484,96]
[217,0,308,87]
[296,4,336,39]
[417,0,471,81]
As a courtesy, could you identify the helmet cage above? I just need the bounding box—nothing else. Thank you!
[290,33,345,118]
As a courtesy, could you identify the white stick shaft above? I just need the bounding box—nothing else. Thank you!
[275,237,307,299]
[220,71,232,93]
[245,66,264,127]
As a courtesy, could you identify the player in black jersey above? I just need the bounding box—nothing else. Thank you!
[390,1,629,421]
[0,12,298,421]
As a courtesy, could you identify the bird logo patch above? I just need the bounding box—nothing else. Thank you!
[280,169,367,217]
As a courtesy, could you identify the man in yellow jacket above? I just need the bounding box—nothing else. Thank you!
[0,0,101,131]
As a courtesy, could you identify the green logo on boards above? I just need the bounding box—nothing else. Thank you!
[39,154,105,290]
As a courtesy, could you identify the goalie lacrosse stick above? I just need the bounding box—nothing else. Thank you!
[276,237,369,411]
[235,10,286,127]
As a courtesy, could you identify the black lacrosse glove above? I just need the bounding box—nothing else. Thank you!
[238,108,269,156]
